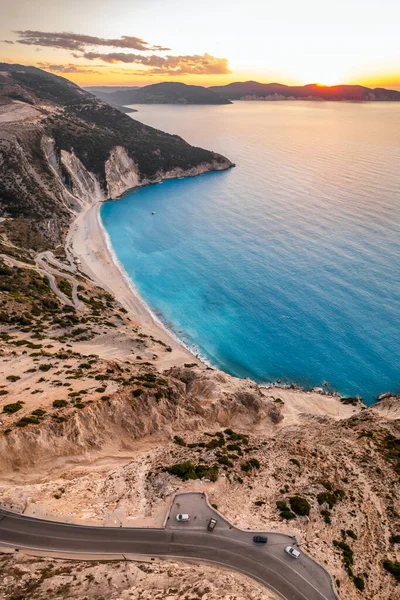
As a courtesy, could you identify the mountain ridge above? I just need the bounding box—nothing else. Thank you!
[209,80,400,101]
[91,81,232,105]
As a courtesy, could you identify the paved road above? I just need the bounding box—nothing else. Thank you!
[0,494,338,600]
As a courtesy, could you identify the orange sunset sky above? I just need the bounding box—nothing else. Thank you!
[0,0,399,90]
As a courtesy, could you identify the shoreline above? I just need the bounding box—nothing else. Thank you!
[67,201,204,369]
[66,200,379,406]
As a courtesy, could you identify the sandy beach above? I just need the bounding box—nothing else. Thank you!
[67,201,200,369]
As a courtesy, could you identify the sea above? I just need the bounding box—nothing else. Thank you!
[100,101,400,404]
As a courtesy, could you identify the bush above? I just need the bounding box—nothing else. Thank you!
[217,456,233,468]
[352,576,365,591]
[289,458,300,467]
[6,375,20,382]
[321,510,331,524]
[383,559,400,583]
[53,399,68,408]
[132,389,143,397]
[173,435,186,447]
[289,496,311,517]
[16,416,39,426]
[390,534,400,544]
[333,540,354,570]
[38,364,51,372]
[346,529,358,540]
[165,461,219,482]
[255,500,265,506]
[317,489,346,509]
[0,390,9,396]
[280,510,296,520]
[3,403,22,414]
[32,409,46,417]
[276,500,287,511]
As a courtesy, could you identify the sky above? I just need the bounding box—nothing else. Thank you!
[0,0,399,89]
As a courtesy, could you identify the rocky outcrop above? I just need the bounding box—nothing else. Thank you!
[105,146,140,199]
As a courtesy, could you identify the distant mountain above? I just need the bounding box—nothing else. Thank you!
[95,82,232,105]
[209,81,400,102]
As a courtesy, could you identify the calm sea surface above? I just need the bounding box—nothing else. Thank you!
[101,102,400,404]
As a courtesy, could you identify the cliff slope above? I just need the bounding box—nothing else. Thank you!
[0,63,232,248]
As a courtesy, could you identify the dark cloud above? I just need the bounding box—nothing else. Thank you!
[1,40,14,44]
[37,62,102,74]
[14,31,171,52]
[83,52,231,75]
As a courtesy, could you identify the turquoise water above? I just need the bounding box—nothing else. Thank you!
[101,102,400,404]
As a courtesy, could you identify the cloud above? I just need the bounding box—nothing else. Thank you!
[83,52,231,75]
[37,62,102,74]
[14,31,170,52]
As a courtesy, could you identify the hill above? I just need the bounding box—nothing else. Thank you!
[93,81,232,105]
[209,81,400,101]
[0,63,232,248]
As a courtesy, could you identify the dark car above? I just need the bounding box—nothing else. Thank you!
[253,535,268,543]
[208,518,217,531]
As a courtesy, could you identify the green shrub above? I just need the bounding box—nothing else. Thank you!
[333,540,354,570]
[206,438,225,450]
[352,576,365,591]
[289,458,300,467]
[321,510,331,524]
[346,530,358,540]
[317,489,346,509]
[6,375,20,382]
[38,364,51,372]
[165,461,219,482]
[3,403,22,414]
[255,500,265,506]
[211,503,218,509]
[289,496,311,517]
[16,416,39,426]
[217,456,233,468]
[32,409,46,417]
[0,390,9,396]
[280,510,296,520]
[132,389,143,397]
[276,500,287,511]
[53,399,68,408]
[383,559,400,583]
[173,435,186,447]
[390,534,400,544]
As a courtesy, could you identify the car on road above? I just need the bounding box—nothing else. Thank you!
[285,546,300,559]
[208,518,217,531]
[253,535,268,543]
[176,514,190,521]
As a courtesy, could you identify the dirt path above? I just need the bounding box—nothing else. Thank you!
[0,252,82,310]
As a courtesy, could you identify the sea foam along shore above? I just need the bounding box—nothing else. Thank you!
[67,200,202,370]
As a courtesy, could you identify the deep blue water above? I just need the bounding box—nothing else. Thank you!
[101,102,400,404]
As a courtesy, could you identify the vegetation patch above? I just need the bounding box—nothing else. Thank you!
[163,461,219,482]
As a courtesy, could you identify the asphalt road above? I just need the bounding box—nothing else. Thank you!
[0,494,338,600]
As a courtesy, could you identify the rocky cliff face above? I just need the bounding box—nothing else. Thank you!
[0,63,233,249]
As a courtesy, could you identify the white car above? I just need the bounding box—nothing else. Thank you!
[176,513,190,521]
[285,546,300,559]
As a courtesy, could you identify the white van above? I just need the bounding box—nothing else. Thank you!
[176,514,190,521]
[285,546,300,559]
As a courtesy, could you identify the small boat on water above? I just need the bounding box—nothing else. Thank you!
[152,211,156,215]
